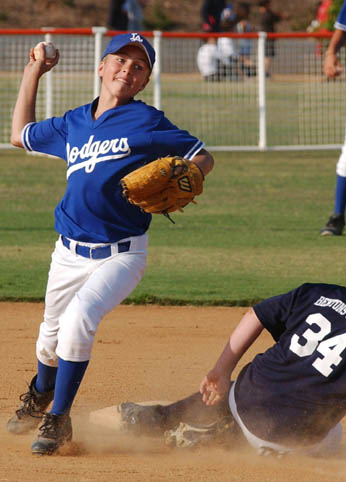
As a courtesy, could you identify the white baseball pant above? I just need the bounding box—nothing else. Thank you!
[336,132,346,177]
[36,234,148,365]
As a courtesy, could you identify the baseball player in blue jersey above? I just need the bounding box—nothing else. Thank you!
[321,0,346,235]
[7,32,214,455]
[120,283,346,456]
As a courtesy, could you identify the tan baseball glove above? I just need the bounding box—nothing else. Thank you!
[120,156,204,216]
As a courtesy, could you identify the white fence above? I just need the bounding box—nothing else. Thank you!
[1,28,345,151]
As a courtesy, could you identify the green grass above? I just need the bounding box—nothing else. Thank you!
[0,148,344,304]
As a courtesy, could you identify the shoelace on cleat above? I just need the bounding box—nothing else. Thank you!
[16,391,45,419]
[38,415,61,439]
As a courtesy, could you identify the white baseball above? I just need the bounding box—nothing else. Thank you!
[33,41,56,60]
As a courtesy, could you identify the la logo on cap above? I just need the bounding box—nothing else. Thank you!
[130,33,143,43]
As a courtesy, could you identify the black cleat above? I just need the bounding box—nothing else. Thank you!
[7,375,54,434]
[119,402,168,436]
[320,214,345,236]
[31,413,72,455]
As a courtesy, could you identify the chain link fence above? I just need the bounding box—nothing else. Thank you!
[1,29,345,151]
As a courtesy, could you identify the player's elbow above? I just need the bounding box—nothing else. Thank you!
[207,151,215,170]
[201,150,215,176]
[10,132,24,148]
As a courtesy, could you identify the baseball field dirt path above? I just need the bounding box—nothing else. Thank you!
[1,302,346,482]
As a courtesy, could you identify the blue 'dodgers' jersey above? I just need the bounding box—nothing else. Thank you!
[22,99,204,243]
[335,0,346,30]
[235,283,346,446]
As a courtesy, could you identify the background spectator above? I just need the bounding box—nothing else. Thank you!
[236,2,256,76]
[217,1,256,79]
[307,0,333,56]
[307,0,333,33]
[257,0,289,77]
[217,1,237,71]
[196,37,220,80]
[220,1,237,29]
[217,35,238,77]
[201,0,226,32]
[316,0,333,32]
[108,0,128,30]
[196,36,238,81]
[123,0,148,31]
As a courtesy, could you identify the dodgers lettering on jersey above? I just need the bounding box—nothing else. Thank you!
[335,0,346,30]
[22,99,204,243]
[234,283,346,447]
[66,135,131,178]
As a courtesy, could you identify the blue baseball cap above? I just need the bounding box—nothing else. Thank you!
[102,33,155,69]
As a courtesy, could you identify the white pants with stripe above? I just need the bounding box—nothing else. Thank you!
[36,234,148,365]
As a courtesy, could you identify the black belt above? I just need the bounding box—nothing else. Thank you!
[61,236,130,259]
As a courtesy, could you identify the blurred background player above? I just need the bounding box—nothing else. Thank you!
[257,0,289,78]
[320,0,346,236]
[121,282,346,457]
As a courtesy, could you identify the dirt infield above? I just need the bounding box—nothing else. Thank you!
[1,302,346,482]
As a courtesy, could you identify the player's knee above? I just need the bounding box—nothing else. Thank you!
[36,339,59,366]
[36,321,59,365]
[56,306,99,361]
[56,325,94,360]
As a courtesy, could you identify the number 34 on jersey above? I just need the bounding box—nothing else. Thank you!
[289,313,346,377]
